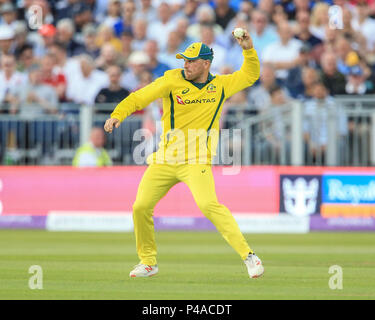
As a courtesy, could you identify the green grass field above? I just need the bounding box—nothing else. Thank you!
[0,230,374,300]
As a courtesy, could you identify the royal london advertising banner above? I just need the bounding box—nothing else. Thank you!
[321,175,375,217]
[1,166,375,232]
[276,167,375,231]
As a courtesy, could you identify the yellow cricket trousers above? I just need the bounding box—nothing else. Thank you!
[132,163,252,265]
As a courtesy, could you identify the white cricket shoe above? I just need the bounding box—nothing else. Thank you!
[244,253,264,278]
[129,264,158,278]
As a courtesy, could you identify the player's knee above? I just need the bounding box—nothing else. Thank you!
[132,200,153,215]
[197,200,219,216]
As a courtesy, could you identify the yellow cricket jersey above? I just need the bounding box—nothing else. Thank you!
[111,48,260,164]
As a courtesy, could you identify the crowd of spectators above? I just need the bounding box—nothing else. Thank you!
[0,0,375,165]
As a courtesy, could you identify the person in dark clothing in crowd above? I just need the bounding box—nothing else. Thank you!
[319,51,346,96]
[95,64,130,110]
[214,0,237,30]
[56,18,85,57]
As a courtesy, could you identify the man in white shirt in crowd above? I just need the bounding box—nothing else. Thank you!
[262,21,303,82]
[147,2,176,52]
[66,54,109,106]
[0,54,27,111]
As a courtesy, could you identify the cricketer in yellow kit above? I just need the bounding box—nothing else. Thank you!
[104,29,265,278]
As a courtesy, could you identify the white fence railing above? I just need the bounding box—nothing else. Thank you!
[0,96,374,166]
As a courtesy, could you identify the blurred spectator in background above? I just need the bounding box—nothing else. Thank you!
[175,16,197,52]
[293,10,323,61]
[0,2,18,30]
[248,63,289,113]
[134,0,158,22]
[16,43,37,73]
[262,21,303,83]
[322,25,339,53]
[55,0,82,21]
[95,23,122,53]
[95,43,122,71]
[48,41,80,84]
[41,53,67,102]
[119,30,134,65]
[34,24,57,57]
[148,2,176,52]
[81,24,100,59]
[0,24,15,54]
[95,64,130,105]
[183,0,200,24]
[71,2,93,37]
[158,31,182,70]
[214,0,237,30]
[249,9,279,59]
[340,8,368,55]
[279,0,311,21]
[261,83,291,164]
[0,54,27,112]
[303,81,347,165]
[12,21,30,56]
[146,39,172,76]
[300,66,319,101]
[187,4,224,40]
[11,63,58,118]
[131,18,149,51]
[257,0,275,20]
[352,1,375,53]
[120,50,150,91]
[72,127,112,167]
[200,25,226,74]
[56,18,85,57]
[345,64,375,94]
[335,36,353,75]
[154,0,184,16]
[271,3,288,26]
[309,2,329,41]
[103,0,122,30]
[66,54,108,106]
[285,43,317,98]
[118,0,136,35]
[320,51,347,96]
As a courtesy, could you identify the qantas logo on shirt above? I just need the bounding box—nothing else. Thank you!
[176,96,216,105]
[176,95,185,105]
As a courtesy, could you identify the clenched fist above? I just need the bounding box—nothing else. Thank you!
[104,118,121,133]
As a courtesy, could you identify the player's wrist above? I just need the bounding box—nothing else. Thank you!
[242,46,254,51]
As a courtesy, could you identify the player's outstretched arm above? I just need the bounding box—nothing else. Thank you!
[104,117,120,133]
